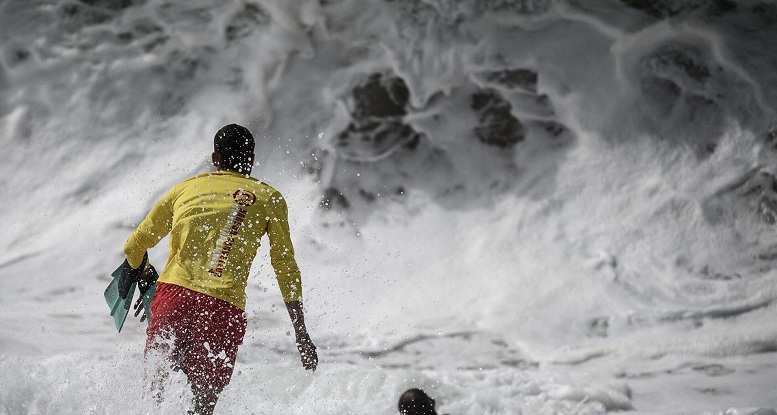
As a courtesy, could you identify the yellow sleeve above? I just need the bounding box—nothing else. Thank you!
[266,191,302,302]
[123,188,176,268]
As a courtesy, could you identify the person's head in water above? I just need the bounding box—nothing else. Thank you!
[213,124,255,175]
[398,388,437,415]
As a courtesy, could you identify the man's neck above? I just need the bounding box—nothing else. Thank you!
[217,168,251,176]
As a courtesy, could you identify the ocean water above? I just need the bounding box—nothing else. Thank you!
[2,0,777,413]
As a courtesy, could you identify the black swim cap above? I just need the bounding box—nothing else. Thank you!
[214,124,255,172]
[398,389,437,415]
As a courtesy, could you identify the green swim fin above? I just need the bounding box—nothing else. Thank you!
[141,281,156,322]
[104,265,136,332]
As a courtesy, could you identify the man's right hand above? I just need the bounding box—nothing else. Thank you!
[133,265,159,322]
[118,252,148,299]
[295,332,318,371]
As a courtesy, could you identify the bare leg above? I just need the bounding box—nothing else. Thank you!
[147,365,169,404]
[145,333,186,405]
[188,384,222,415]
[144,352,173,404]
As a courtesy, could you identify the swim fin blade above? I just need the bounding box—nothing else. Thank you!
[141,281,156,322]
[104,265,136,333]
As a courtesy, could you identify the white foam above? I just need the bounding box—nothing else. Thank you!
[2,0,777,413]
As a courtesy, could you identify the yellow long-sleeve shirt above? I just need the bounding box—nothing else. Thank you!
[123,170,302,310]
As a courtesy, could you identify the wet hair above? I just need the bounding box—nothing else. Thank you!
[398,388,437,415]
[214,124,255,173]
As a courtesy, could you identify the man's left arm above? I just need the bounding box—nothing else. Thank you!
[285,300,318,371]
[267,192,318,371]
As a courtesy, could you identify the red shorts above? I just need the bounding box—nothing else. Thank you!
[145,283,247,390]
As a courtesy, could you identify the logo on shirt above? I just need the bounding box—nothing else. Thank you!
[208,206,248,278]
[207,189,255,278]
[233,189,256,207]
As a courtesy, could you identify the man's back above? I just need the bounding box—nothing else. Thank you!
[123,170,302,310]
